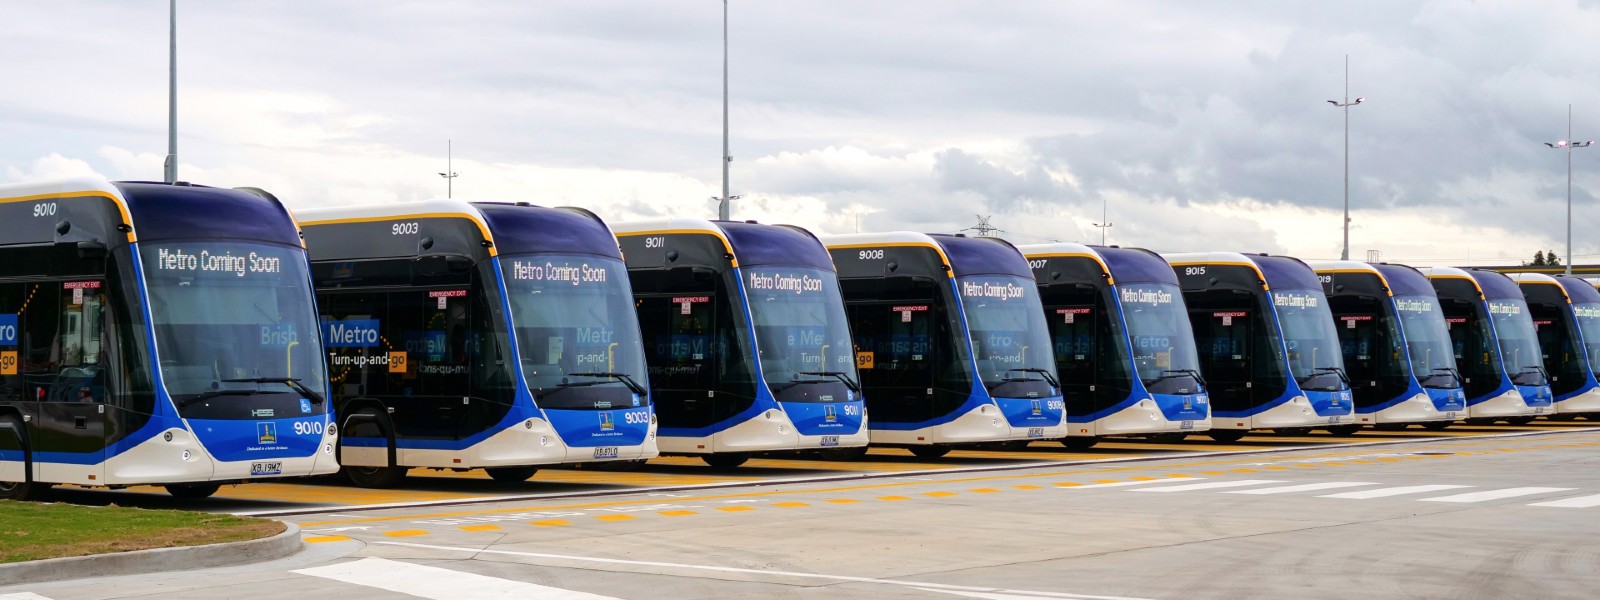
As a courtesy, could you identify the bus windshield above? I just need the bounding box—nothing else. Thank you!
[143,241,328,419]
[1488,298,1547,386]
[1394,295,1459,388]
[501,254,649,410]
[1572,302,1600,370]
[957,275,1058,398]
[1272,290,1347,392]
[744,266,860,402]
[1118,283,1203,394]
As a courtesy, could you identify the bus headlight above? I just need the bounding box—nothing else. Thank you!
[163,431,173,442]
[327,423,337,437]
[324,444,334,455]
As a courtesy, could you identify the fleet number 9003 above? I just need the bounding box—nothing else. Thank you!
[391,222,420,235]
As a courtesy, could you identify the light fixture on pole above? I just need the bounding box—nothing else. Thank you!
[1326,54,1363,261]
[1092,197,1112,245]
[438,139,459,199]
[164,0,177,183]
[1545,104,1593,276]
[716,0,734,220]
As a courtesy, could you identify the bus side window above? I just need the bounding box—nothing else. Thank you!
[0,283,64,402]
[51,284,108,403]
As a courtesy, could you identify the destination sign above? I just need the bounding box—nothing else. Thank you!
[0,314,15,347]
[153,247,284,277]
[323,319,381,348]
[507,259,609,287]
[747,270,825,295]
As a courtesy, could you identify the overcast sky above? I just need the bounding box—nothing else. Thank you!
[4,1,1598,265]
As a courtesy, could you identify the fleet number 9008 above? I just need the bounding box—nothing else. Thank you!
[858,249,884,260]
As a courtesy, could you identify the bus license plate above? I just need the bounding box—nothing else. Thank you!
[820,435,840,447]
[250,462,282,476]
[1027,427,1044,438]
[593,447,618,459]
[1533,407,1546,414]
[1329,416,1341,425]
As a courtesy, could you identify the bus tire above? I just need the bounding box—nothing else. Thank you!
[1547,413,1579,422]
[1420,421,1452,431]
[485,466,539,483]
[819,446,870,461]
[1207,430,1248,443]
[1327,425,1362,436]
[1464,418,1497,426]
[341,409,407,489]
[1372,423,1408,431]
[702,453,749,469]
[995,440,1032,451]
[1147,433,1188,444]
[0,415,49,502]
[909,446,951,459]
[165,483,222,499]
[1506,416,1537,426]
[1059,437,1099,450]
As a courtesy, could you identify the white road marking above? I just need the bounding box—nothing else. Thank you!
[0,593,57,600]
[1128,480,1286,493]
[918,588,1084,599]
[1223,482,1379,495]
[374,541,1154,600]
[1318,484,1472,499]
[1528,493,1600,508]
[1062,478,1199,489]
[293,557,623,600]
[1419,487,1575,503]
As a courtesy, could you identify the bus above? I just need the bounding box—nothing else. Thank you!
[1019,244,1210,448]
[0,178,337,500]
[1310,261,1466,431]
[612,219,867,468]
[824,233,1067,457]
[1420,267,1550,424]
[1164,253,1355,442]
[299,201,656,487]
[1509,273,1600,418]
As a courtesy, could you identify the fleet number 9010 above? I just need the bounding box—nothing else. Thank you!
[33,202,57,217]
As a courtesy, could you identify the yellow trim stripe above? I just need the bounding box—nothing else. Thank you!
[616,228,739,268]
[298,212,497,257]
[1314,268,1394,297]
[1167,260,1271,291]
[0,190,136,243]
[827,241,955,279]
[1021,252,1116,286]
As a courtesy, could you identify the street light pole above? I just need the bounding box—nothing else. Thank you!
[438,139,458,198]
[1545,104,1594,276]
[1092,197,1112,245]
[164,0,177,183]
[717,0,732,220]
[1327,55,1364,261]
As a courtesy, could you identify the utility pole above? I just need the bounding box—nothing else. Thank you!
[164,0,177,183]
[1327,55,1364,261]
[438,140,459,198]
[1545,104,1594,276]
[1092,197,1112,245]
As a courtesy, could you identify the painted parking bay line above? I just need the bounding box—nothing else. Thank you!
[1318,485,1472,499]
[1059,478,1200,489]
[0,594,57,600]
[1224,482,1378,495]
[1129,480,1286,493]
[1528,493,1600,508]
[1419,487,1576,503]
[294,557,623,599]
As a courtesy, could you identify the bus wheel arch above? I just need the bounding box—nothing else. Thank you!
[0,413,50,501]
[338,403,407,488]
[165,483,222,499]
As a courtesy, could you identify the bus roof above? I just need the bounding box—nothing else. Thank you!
[1555,275,1600,304]
[611,218,831,270]
[1372,263,1437,298]
[0,178,298,248]
[929,234,1030,278]
[1467,269,1524,301]
[474,203,621,259]
[1019,243,1112,282]
[1096,246,1182,286]
[1161,251,1270,289]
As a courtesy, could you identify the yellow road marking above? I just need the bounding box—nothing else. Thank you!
[1013,485,1042,490]
[718,506,755,512]
[877,495,911,501]
[459,525,501,532]
[596,515,636,522]
[969,488,1001,493]
[659,510,697,517]
[383,530,429,537]
[1053,482,1081,487]
[304,535,350,544]
[531,519,570,527]
[825,498,859,504]
[924,491,958,498]
[771,502,810,508]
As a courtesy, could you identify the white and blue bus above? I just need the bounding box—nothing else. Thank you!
[1421,267,1550,424]
[1510,273,1600,418]
[1020,244,1211,448]
[613,219,868,468]
[1311,261,1467,431]
[1164,253,1355,442]
[299,201,657,487]
[0,179,338,500]
[824,233,1067,457]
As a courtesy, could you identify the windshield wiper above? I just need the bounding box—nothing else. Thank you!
[1422,367,1463,388]
[222,377,326,405]
[1509,365,1547,385]
[565,372,648,396]
[797,371,860,392]
[1312,366,1350,386]
[176,389,271,408]
[1145,368,1206,388]
[1006,368,1059,389]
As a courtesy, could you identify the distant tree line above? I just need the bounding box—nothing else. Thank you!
[1524,250,1563,267]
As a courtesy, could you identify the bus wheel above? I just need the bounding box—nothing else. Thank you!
[1059,437,1099,450]
[819,446,870,461]
[995,440,1032,451]
[1273,428,1313,436]
[1207,430,1248,443]
[485,466,539,483]
[165,483,221,499]
[1506,416,1537,426]
[1420,421,1452,431]
[909,446,951,459]
[1372,423,1408,432]
[341,409,407,489]
[1464,418,1496,426]
[702,453,749,469]
[1147,433,1188,444]
[0,415,49,501]
[1326,425,1362,437]
[1547,413,1579,422]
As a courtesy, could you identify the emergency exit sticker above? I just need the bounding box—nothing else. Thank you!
[673,296,709,315]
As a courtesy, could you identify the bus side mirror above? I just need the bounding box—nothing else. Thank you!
[68,240,107,260]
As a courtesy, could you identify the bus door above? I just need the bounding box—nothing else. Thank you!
[632,267,755,433]
[1525,296,1586,397]
[1331,297,1408,406]
[1040,284,1129,418]
[38,280,108,480]
[844,276,960,426]
[1185,288,1278,416]
[1438,295,1499,399]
